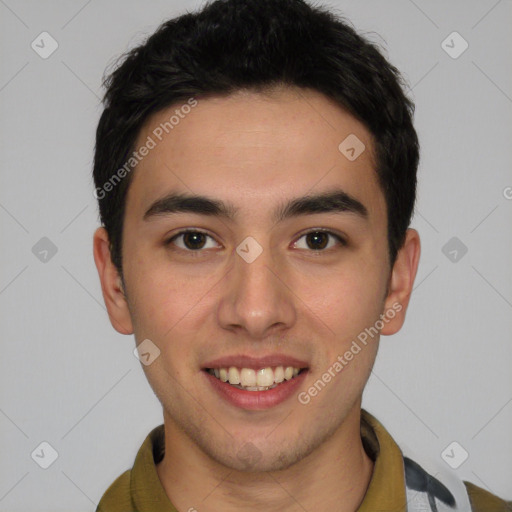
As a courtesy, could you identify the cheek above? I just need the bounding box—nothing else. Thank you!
[297,259,387,340]
[124,251,226,353]
[124,258,192,337]
[305,268,384,398]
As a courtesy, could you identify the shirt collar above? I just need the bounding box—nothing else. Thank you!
[358,409,407,511]
[130,423,177,511]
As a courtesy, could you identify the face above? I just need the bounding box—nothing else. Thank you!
[94,86,419,472]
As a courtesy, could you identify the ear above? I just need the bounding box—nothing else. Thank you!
[93,227,134,335]
[380,228,421,335]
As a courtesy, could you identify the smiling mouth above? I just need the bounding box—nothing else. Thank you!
[205,366,307,391]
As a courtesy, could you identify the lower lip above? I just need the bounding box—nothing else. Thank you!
[203,370,308,410]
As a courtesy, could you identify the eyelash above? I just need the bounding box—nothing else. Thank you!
[164,229,347,255]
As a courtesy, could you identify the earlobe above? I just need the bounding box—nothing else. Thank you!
[93,227,134,335]
[380,228,421,336]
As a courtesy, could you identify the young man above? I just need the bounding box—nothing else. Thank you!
[92,0,511,510]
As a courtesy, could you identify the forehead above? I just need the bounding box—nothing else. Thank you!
[127,87,383,221]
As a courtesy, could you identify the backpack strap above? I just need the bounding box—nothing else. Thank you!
[404,456,473,511]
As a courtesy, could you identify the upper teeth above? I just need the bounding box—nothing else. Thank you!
[210,366,301,388]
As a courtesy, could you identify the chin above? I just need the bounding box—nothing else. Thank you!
[202,435,317,474]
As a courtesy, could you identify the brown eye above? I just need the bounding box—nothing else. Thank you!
[305,232,329,250]
[294,230,345,251]
[182,232,207,250]
[167,230,219,251]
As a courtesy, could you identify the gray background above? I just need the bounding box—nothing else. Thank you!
[1,0,511,510]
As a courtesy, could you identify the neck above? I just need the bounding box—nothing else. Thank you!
[156,406,374,512]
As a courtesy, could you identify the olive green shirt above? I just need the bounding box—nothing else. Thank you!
[96,410,511,511]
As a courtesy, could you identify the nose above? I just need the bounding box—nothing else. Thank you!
[217,239,297,339]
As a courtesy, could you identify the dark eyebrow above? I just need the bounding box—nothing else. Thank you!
[274,189,368,222]
[143,189,368,223]
[143,193,237,220]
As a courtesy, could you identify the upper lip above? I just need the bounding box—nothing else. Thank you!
[202,354,309,370]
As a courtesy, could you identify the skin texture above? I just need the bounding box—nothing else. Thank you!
[93,86,421,512]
